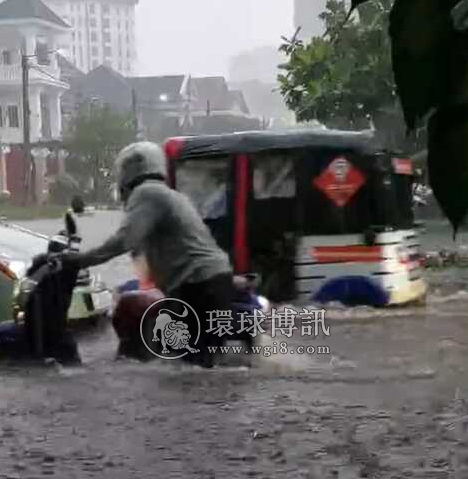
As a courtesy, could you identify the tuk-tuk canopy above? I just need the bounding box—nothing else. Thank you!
[164,129,384,161]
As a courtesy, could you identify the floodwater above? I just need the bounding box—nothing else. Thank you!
[2,212,468,478]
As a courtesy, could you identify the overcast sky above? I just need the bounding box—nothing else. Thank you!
[135,0,294,78]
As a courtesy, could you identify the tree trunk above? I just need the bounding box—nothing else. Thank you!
[93,155,100,203]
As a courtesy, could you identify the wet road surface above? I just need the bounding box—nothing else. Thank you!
[2,212,468,478]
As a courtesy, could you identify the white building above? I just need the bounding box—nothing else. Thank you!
[42,0,138,75]
[0,0,70,144]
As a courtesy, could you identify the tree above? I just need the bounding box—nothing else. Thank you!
[278,0,425,152]
[279,1,394,127]
[287,0,468,233]
[63,106,135,202]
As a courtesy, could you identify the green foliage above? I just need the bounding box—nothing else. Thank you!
[63,106,135,201]
[0,190,11,205]
[48,173,81,206]
[278,0,394,129]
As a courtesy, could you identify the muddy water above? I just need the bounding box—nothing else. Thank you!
[2,212,468,478]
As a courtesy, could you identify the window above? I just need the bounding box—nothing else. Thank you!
[102,18,110,29]
[0,107,3,128]
[91,31,98,42]
[92,46,98,56]
[252,154,296,199]
[92,60,99,69]
[90,18,97,28]
[104,46,112,57]
[176,160,229,219]
[103,5,110,14]
[2,50,11,65]
[8,106,19,128]
[103,32,111,43]
[89,3,95,14]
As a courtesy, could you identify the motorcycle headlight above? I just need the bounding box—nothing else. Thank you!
[257,295,271,313]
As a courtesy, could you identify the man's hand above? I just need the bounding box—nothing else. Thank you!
[29,252,84,276]
[60,251,84,270]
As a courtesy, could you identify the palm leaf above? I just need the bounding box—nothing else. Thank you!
[428,105,468,234]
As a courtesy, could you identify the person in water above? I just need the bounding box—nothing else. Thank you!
[54,142,233,368]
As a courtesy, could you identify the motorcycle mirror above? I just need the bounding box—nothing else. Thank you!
[71,195,85,214]
[64,212,77,237]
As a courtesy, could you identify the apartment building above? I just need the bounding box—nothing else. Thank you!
[43,0,138,75]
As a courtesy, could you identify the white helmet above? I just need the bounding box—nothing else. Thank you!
[115,142,166,199]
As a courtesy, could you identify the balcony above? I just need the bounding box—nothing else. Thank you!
[0,64,68,89]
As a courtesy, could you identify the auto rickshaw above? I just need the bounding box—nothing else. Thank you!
[163,129,427,307]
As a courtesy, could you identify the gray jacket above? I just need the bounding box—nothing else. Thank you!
[79,180,232,292]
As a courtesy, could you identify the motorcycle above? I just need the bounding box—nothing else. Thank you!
[0,212,111,365]
[112,273,270,366]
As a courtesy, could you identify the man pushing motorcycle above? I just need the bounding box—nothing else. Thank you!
[43,142,233,368]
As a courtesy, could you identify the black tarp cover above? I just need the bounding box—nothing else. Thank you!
[165,129,383,162]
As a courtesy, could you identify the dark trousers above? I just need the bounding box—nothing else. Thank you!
[169,273,233,367]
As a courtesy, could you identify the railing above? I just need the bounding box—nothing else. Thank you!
[0,65,21,82]
[0,127,23,144]
[0,63,62,84]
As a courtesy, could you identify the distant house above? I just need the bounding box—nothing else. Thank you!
[187,76,259,134]
[64,65,260,141]
[229,79,294,127]
[128,75,187,140]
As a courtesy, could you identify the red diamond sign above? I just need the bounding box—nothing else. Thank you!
[313,157,365,207]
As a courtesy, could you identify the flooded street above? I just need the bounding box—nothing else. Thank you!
[2,212,468,478]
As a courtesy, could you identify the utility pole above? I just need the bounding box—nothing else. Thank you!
[21,52,35,205]
[131,87,138,140]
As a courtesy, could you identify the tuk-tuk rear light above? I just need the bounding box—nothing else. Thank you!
[396,246,409,265]
[164,138,184,160]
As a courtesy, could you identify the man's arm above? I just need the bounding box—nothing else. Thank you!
[76,185,166,269]
[77,226,128,268]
